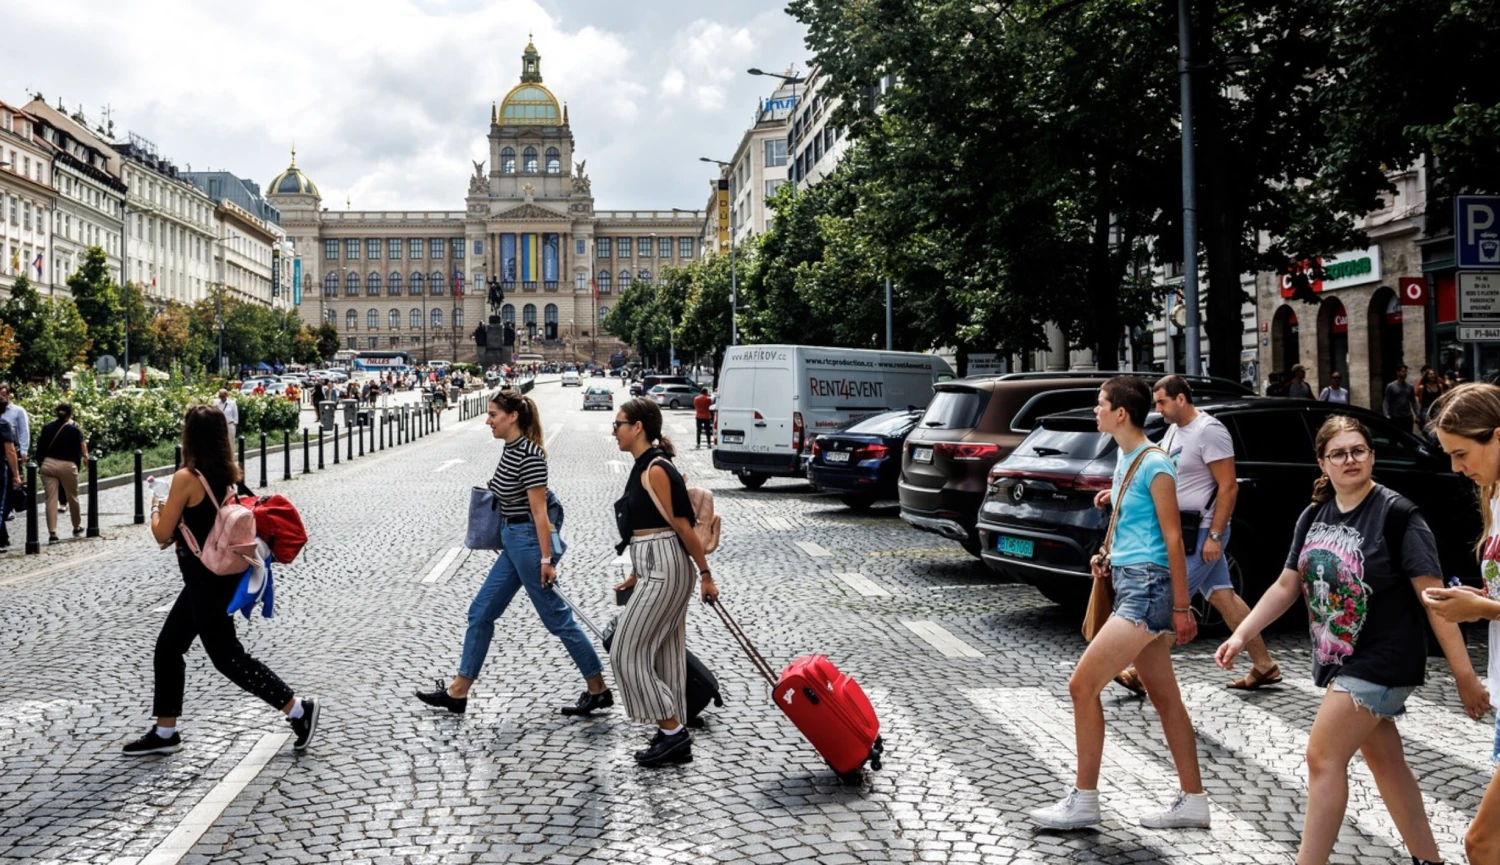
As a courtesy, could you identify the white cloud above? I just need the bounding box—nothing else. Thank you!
[0,0,808,210]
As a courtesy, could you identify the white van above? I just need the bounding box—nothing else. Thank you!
[712,345,954,488]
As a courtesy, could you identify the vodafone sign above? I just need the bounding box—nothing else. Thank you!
[1399,276,1427,306]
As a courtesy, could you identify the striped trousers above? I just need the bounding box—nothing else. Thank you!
[614,531,694,724]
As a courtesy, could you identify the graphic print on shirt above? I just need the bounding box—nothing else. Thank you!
[1483,531,1500,600]
[1298,521,1370,666]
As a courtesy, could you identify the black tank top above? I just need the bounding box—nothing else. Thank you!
[613,449,695,554]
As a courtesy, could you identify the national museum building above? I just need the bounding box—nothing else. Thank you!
[266,40,703,364]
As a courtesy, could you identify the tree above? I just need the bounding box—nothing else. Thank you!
[146,301,193,369]
[315,323,340,362]
[0,322,18,375]
[292,326,322,365]
[67,246,122,362]
[122,280,156,368]
[0,275,90,381]
[676,252,738,379]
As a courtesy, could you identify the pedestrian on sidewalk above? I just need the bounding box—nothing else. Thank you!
[416,389,611,717]
[1109,375,1280,695]
[693,388,713,449]
[1030,377,1206,831]
[0,401,18,552]
[214,389,239,444]
[123,405,320,756]
[610,397,716,768]
[0,381,30,467]
[1417,383,1500,865]
[1216,413,1484,865]
[37,402,87,544]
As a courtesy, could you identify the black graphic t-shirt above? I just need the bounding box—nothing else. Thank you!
[1283,485,1440,689]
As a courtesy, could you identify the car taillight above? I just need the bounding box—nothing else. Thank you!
[854,444,889,461]
[989,468,1112,491]
[793,412,804,451]
[811,438,823,457]
[933,442,1001,461]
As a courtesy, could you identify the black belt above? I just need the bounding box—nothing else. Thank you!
[502,513,532,524]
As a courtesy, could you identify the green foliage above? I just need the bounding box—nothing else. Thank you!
[315,323,340,362]
[292,326,322,365]
[122,278,154,366]
[147,301,194,369]
[0,275,91,382]
[67,247,122,362]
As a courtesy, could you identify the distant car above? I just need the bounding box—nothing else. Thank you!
[561,370,582,386]
[808,409,925,510]
[261,381,290,397]
[583,385,614,411]
[650,384,698,410]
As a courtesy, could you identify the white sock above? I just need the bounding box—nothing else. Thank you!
[662,725,685,736]
[286,698,304,720]
[154,725,177,738]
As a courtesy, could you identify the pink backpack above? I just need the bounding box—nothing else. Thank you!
[178,471,259,575]
[646,458,721,554]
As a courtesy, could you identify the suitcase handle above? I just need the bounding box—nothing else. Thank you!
[551,583,605,642]
[711,600,778,686]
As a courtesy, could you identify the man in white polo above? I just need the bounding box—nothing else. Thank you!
[215,389,240,444]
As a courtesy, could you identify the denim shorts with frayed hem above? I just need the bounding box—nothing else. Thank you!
[1111,563,1174,636]
[1332,674,1417,720]
[1490,711,1500,764]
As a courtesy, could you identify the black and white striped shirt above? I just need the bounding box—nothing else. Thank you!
[487,437,549,518]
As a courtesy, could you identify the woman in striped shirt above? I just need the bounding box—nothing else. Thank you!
[416,390,611,717]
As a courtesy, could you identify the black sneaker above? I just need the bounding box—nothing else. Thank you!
[634,729,692,767]
[122,727,181,756]
[560,688,614,717]
[288,698,320,751]
[416,680,467,714]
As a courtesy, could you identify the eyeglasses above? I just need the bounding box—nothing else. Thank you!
[1321,446,1372,465]
[611,420,636,432]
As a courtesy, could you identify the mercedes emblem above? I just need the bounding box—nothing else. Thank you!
[1010,482,1026,502]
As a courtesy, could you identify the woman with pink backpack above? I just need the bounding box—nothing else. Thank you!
[123,405,319,756]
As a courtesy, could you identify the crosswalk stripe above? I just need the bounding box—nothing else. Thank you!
[1183,682,1470,860]
[419,548,466,584]
[794,540,832,558]
[900,621,984,658]
[834,572,890,597]
[966,686,1286,850]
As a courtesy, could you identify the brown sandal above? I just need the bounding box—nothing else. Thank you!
[1112,667,1146,696]
[1227,663,1282,690]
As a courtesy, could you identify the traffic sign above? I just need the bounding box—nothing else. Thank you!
[1459,271,1500,322]
[1457,195,1500,268]
[1398,276,1426,306]
[1458,326,1500,342]
[95,354,118,374]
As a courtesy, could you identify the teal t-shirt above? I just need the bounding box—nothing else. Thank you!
[1108,442,1175,568]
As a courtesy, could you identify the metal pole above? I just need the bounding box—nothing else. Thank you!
[1178,0,1203,376]
[283,430,291,480]
[132,450,145,525]
[86,454,99,538]
[885,276,893,351]
[303,428,310,474]
[333,425,340,464]
[346,423,353,457]
[23,462,39,554]
[259,432,268,487]
[237,435,245,474]
[358,417,365,457]
[730,207,738,346]
[379,413,385,450]
[318,427,325,469]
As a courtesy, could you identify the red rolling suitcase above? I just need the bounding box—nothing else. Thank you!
[713,601,884,781]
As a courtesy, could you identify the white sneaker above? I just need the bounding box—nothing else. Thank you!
[1029,787,1101,829]
[1140,790,1211,829]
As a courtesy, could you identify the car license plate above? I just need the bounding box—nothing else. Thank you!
[912,447,933,463]
[997,536,1034,558]
[721,433,744,444]
[826,451,850,463]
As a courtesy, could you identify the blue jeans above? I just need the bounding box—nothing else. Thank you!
[456,522,603,682]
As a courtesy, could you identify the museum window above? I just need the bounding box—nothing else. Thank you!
[431,270,445,295]
[410,309,421,329]
[409,238,423,259]
[324,239,338,260]
[367,309,379,330]
[345,238,359,259]
[388,238,401,260]
[576,238,586,256]
[472,238,482,256]
[367,272,381,296]
[366,238,381,260]
[545,147,561,174]
[410,272,424,295]
[502,304,515,326]
[679,237,693,259]
[453,308,464,329]
[345,273,360,296]
[501,147,516,174]
[597,271,611,294]
[389,272,402,295]
[599,306,610,326]
[523,303,537,325]
[637,237,652,258]
[389,309,400,329]
[452,238,464,259]
[429,238,445,259]
[659,237,671,258]
[324,273,338,296]
[523,147,538,174]
[618,239,630,259]
[619,270,632,289]
[596,237,611,258]
[346,309,358,330]
[431,308,444,329]
[638,269,652,285]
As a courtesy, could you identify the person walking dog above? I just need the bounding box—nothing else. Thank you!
[416,390,611,717]
[123,405,319,756]
[610,397,715,767]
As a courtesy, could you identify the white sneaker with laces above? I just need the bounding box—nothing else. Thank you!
[1029,787,1101,829]
[1140,790,1210,829]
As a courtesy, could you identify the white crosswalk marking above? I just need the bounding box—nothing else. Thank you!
[966,686,1286,850]
[794,540,832,558]
[900,621,984,658]
[431,459,464,473]
[834,572,890,597]
[1184,682,1469,861]
[419,548,466,584]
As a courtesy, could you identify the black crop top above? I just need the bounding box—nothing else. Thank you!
[614,448,696,554]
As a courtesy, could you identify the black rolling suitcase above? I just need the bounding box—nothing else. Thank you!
[554,584,723,727]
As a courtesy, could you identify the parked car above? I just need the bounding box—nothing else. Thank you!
[650,384,699,410]
[561,370,582,387]
[583,385,615,411]
[260,380,290,397]
[975,398,1482,619]
[899,372,1251,555]
[808,409,924,510]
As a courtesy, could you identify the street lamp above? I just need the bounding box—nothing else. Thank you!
[748,68,805,191]
[699,157,737,346]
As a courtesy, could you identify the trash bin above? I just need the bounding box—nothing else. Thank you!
[318,400,336,431]
[449,386,461,404]
[341,399,357,427]
[357,408,371,427]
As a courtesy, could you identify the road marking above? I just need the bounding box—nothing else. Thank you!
[866,548,970,558]
[793,540,832,558]
[765,517,798,531]
[545,424,565,449]
[152,603,174,613]
[136,731,291,865]
[0,548,116,587]
[420,547,467,584]
[1184,682,1469,860]
[900,620,984,658]
[606,459,630,475]
[834,572,890,597]
[431,459,464,473]
[966,687,1285,849]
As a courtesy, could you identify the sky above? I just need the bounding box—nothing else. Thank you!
[1,0,810,212]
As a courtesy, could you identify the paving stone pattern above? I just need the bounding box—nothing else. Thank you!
[0,380,1494,864]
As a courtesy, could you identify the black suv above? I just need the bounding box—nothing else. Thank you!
[975,398,1482,615]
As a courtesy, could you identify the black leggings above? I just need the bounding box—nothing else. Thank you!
[696,418,713,447]
[152,567,295,718]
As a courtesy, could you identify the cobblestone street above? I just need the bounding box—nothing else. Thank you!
[1,379,1494,865]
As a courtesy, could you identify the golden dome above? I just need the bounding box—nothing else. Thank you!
[498,83,562,125]
[269,148,318,197]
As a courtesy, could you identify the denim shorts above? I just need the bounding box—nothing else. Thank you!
[1111,563,1174,636]
[1491,712,1500,764]
[1332,674,1417,720]
[1185,526,1233,599]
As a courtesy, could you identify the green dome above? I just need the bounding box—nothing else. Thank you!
[499,84,561,125]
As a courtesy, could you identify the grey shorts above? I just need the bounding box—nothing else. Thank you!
[1185,526,1233,599]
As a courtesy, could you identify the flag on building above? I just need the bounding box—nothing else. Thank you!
[9,249,18,273]
[32,254,43,278]
[453,269,463,298]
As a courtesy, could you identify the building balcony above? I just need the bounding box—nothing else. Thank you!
[522,281,539,292]
[543,281,559,292]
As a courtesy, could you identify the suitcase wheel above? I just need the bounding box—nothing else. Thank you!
[837,768,865,787]
[869,736,885,771]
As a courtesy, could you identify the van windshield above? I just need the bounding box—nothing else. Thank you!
[920,388,989,430]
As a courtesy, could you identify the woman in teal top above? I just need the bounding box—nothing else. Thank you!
[1030,377,1204,832]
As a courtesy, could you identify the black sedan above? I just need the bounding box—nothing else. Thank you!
[808,409,925,510]
[975,398,1482,619]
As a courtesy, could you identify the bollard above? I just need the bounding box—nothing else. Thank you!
[283,430,292,481]
[333,425,340,464]
[24,462,39,554]
[303,429,310,474]
[347,423,353,458]
[174,444,182,472]
[318,428,325,469]
[237,435,246,473]
[437,406,442,431]
[133,450,145,525]
[86,454,100,538]
[379,414,385,451]
[358,419,365,457]
[259,431,268,488]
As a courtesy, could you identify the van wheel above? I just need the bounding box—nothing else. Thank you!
[739,473,768,490]
[840,494,875,511]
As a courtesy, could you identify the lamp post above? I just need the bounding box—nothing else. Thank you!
[698,157,736,346]
[748,68,805,192]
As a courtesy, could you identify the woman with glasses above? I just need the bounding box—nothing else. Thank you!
[1217,414,1485,865]
[415,390,611,718]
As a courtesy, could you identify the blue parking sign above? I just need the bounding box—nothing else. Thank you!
[1457,195,1500,268]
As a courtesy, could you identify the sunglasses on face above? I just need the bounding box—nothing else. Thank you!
[612,420,637,432]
